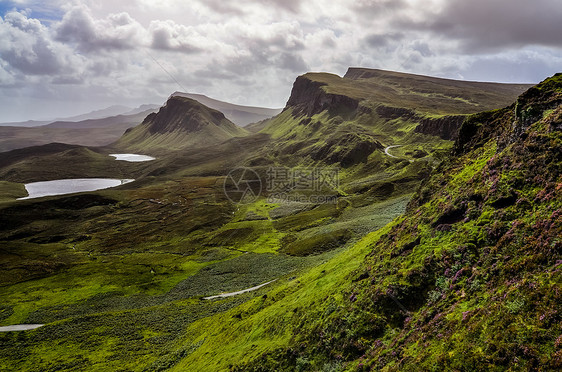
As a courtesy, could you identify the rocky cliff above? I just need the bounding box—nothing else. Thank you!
[285,74,360,117]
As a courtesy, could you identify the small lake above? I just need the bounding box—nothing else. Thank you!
[18,178,135,200]
[110,153,155,162]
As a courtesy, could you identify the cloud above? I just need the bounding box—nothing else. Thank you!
[0,10,82,75]
[398,0,562,53]
[364,32,404,48]
[149,20,203,54]
[198,0,303,15]
[55,5,145,52]
[1,0,562,122]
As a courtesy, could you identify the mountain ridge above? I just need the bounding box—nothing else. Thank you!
[171,92,282,127]
[113,95,248,152]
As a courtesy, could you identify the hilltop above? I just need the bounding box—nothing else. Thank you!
[113,96,248,152]
[171,92,282,127]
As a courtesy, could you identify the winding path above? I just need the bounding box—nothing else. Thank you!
[203,279,277,300]
[0,324,44,332]
[384,145,402,158]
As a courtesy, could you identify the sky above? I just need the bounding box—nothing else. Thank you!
[1,0,562,122]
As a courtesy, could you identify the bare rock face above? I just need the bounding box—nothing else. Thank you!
[376,104,465,140]
[285,75,359,117]
[414,115,466,140]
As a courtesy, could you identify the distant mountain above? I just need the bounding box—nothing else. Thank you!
[0,120,52,128]
[0,104,160,128]
[171,92,282,126]
[58,105,133,122]
[113,96,248,152]
[45,110,154,129]
[0,110,155,152]
[122,104,162,116]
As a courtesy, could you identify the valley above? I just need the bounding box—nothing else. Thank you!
[0,68,559,371]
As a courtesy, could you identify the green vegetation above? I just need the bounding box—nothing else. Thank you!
[0,68,557,371]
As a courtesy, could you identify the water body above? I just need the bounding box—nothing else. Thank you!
[110,153,155,162]
[203,279,277,300]
[18,178,135,200]
[0,324,44,332]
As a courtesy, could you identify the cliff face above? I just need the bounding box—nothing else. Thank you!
[285,75,359,117]
[375,104,465,140]
[414,115,466,140]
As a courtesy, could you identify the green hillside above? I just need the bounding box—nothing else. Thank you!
[113,96,248,153]
[0,69,556,371]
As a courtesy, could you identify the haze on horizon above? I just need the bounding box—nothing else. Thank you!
[1,0,561,122]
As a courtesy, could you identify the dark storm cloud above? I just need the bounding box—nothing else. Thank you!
[399,0,562,53]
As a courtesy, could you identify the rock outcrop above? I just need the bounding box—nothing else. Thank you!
[285,75,359,117]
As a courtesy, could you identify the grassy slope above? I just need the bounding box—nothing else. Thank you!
[342,67,532,114]
[0,70,544,371]
[113,96,248,153]
[230,74,562,371]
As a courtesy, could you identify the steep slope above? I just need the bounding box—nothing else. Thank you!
[267,68,530,138]
[171,92,282,126]
[218,74,561,371]
[113,96,248,152]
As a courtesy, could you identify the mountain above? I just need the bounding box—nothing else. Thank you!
[171,92,282,126]
[245,68,530,175]
[57,105,134,122]
[0,104,161,128]
[0,110,156,152]
[113,95,248,152]
[122,104,162,116]
[0,105,133,127]
[0,120,52,128]
[0,68,556,372]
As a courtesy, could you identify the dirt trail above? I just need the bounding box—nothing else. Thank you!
[384,145,402,158]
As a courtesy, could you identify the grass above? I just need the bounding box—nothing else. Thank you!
[0,67,546,371]
[168,218,402,371]
[0,181,27,202]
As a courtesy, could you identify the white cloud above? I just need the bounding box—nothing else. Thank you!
[0,0,561,122]
[55,5,145,52]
